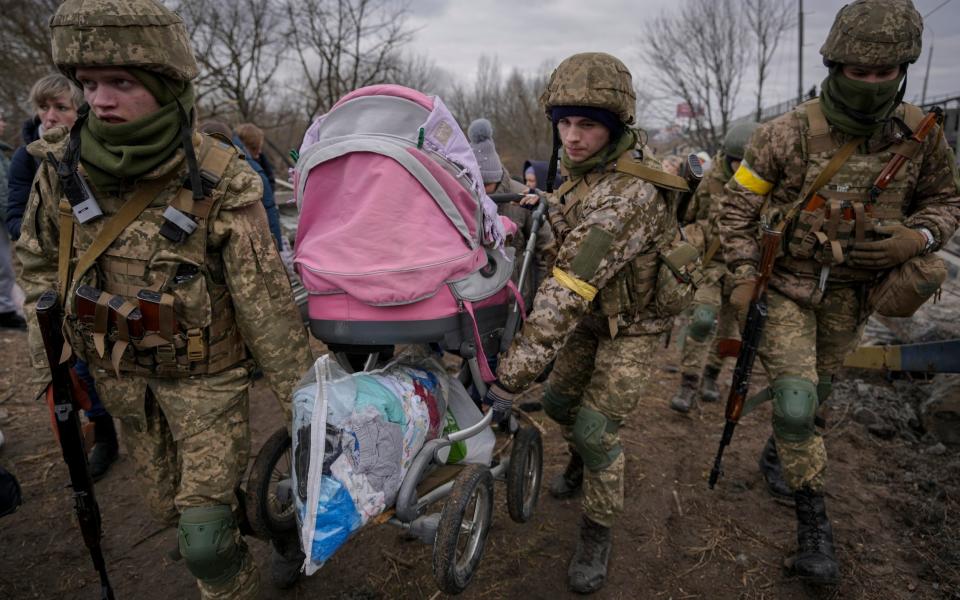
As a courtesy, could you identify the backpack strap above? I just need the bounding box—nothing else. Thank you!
[888,103,928,162]
[614,154,689,192]
[167,137,235,222]
[803,99,838,155]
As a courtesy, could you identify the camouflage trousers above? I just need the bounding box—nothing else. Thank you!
[680,263,739,376]
[757,287,866,492]
[545,316,664,527]
[93,365,260,600]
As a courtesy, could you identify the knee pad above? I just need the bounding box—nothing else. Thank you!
[572,406,622,471]
[771,377,818,444]
[178,505,243,586]
[542,384,579,426]
[687,304,718,342]
[816,373,833,405]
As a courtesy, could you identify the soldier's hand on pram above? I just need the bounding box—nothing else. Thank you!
[483,383,517,424]
[519,194,540,207]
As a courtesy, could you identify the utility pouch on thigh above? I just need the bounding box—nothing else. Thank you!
[867,253,947,317]
[654,237,702,317]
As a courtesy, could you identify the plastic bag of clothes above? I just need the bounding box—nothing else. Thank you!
[294,349,475,573]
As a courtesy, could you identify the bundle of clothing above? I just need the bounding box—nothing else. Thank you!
[292,350,494,572]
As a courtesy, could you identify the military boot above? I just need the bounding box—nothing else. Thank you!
[88,415,119,481]
[669,373,699,414]
[568,515,612,594]
[700,365,721,403]
[787,487,840,585]
[758,436,793,502]
[270,534,305,589]
[549,448,584,499]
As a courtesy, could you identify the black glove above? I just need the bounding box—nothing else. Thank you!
[483,383,517,424]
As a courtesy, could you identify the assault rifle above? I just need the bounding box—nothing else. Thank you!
[36,290,115,600]
[708,226,781,489]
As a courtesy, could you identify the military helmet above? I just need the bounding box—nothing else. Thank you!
[540,53,636,126]
[51,0,199,81]
[722,122,760,161]
[820,0,923,67]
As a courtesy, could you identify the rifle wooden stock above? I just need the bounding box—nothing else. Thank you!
[870,108,942,202]
[36,290,115,600]
[708,227,781,489]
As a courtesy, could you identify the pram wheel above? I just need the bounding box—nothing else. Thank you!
[245,427,296,539]
[506,426,542,523]
[432,464,494,594]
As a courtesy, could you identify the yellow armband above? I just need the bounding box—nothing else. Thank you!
[733,162,773,196]
[553,267,598,301]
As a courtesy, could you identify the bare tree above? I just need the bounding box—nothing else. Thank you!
[174,0,289,121]
[0,0,59,140]
[643,0,747,151]
[284,0,415,121]
[745,0,795,121]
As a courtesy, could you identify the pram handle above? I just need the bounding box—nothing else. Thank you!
[487,193,526,204]
[500,198,548,353]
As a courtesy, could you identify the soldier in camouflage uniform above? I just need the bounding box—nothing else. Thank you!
[483,53,689,594]
[670,122,757,414]
[16,1,313,597]
[719,0,959,585]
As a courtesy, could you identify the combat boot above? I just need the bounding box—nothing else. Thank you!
[88,415,119,481]
[700,365,721,403]
[787,487,840,585]
[758,436,793,502]
[568,515,612,594]
[549,448,583,499]
[669,373,699,414]
[270,534,305,589]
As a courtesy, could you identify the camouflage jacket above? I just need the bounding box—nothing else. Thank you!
[497,147,674,392]
[493,168,557,303]
[17,127,313,412]
[720,100,960,304]
[684,151,730,265]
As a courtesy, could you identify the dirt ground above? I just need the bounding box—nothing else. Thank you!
[1,323,958,600]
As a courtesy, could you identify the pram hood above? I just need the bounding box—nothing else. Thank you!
[295,85,507,307]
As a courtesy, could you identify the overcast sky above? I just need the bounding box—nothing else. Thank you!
[405,0,960,125]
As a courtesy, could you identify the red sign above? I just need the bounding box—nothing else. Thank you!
[676,103,703,118]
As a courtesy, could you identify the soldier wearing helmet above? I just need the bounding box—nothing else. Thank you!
[17,0,313,597]
[670,121,758,415]
[719,0,959,585]
[482,52,696,593]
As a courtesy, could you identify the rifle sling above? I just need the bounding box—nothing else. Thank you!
[703,236,722,265]
[59,176,170,306]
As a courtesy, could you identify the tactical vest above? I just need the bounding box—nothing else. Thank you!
[778,98,925,283]
[59,135,248,377]
[551,146,698,336]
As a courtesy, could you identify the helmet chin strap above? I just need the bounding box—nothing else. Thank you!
[545,125,562,195]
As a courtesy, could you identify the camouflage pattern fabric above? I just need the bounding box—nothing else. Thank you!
[820,0,923,67]
[679,263,739,376]
[546,316,665,527]
[759,287,865,491]
[497,149,675,392]
[50,0,199,81]
[720,100,960,306]
[94,366,259,599]
[539,52,636,125]
[16,127,311,599]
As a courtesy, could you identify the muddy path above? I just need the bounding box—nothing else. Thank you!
[0,324,956,599]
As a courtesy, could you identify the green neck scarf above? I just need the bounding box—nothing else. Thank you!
[561,129,638,179]
[79,69,194,194]
[819,70,905,137]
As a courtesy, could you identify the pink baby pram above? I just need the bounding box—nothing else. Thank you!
[255,85,545,594]
[293,84,522,382]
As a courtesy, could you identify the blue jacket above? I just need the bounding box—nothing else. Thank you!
[233,135,282,250]
[6,118,41,240]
